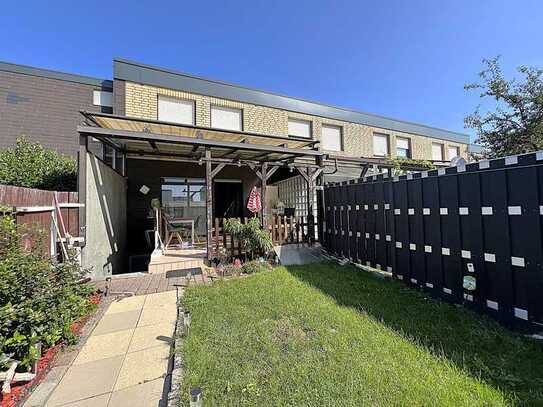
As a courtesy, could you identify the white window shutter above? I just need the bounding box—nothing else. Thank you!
[448,146,460,159]
[158,96,194,125]
[321,125,342,151]
[211,106,242,131]
[373,133,389,156]
[432,143,444,161]
[396,138,409,150]
[288,118,311,138]
[93,90,113,108]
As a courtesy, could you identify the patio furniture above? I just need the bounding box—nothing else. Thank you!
[168,216,195,246]
[163,214,186,248]
[181,215,201,243]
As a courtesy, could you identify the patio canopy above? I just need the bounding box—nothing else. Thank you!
[78,111,323,163]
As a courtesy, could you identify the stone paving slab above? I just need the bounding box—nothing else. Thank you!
[105,295,146,315]
[108,378,165,407]
[61,393,110,407]
[128,323,174,353]
[37,289,178,407]
[73,330,132,365]
[92,309,141,336]
[114,345,171,391]
[45,355,124,406]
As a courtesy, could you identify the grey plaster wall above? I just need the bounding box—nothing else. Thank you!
[83,153,127,279]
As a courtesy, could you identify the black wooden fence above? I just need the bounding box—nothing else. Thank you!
[323,151,543,325]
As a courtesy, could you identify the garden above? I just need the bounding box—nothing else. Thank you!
[179,262,543,406]
[0,138,96,405]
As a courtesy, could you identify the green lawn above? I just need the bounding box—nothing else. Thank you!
[179,262,543,406]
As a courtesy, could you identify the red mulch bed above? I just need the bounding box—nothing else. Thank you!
[0,294,101,407]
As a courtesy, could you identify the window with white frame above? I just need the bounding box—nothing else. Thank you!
[321,124,342,151]
[396,137,410,158]
[157,95,195,125]
[288,118,311,138]
[448,145,460,159]
[210,105,242,131]
[373,133,389,157]
[432,143,444,161]
[93,90,113,107]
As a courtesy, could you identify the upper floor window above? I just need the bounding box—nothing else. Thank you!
[157,95,195,125]
[448,146,460,159]
[93,90,113,107]
[432,143,444,161]
[288,118,311,138]
[321,124,342,151]
[211,105,242,131]
[373,133,389,157]
[396,137,410,158]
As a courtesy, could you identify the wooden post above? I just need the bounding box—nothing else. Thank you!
[214,218,219,256]
[205,148,213,261]
[271,215,276,243]
[278,215,283,245]
[261,162,268,229]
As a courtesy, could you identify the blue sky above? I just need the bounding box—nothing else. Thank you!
[2,0,542,141]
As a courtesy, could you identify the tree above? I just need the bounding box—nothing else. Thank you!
[464,57,543,158]
[0,137,77,191]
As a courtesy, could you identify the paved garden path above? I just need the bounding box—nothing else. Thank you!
[40,290,178,407]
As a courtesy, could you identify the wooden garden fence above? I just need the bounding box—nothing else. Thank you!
[0,184,82,257]
[211,214,317,258]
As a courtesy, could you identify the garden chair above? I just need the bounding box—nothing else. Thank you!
[163,214,185,248]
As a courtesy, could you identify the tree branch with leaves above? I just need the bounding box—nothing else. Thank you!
[464,57,543,158]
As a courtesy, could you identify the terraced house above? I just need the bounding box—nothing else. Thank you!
[0,59,472,278]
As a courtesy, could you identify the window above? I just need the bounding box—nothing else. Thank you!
[102,144,125,175]
[373,133,389,157]
[210,105,242,131]
[396,137,410,158]
[432,143,444,161]
[321,124,342,151]
[448,146,460,159]
[93,90,113,107]
[288,118,311,138]
[157,96,195,125]
[161,178,206,217]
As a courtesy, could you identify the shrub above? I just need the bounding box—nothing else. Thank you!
[387,157,436,176]
[0,215,94,371]
[0,137,77,191]
[223,217,273,258]
[241,260,272,274]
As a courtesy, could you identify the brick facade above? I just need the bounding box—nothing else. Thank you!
[123,81,468,161]
[0,69,112,156]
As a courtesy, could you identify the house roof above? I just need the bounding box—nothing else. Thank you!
[0,60,112,89]
[114,58,470,145]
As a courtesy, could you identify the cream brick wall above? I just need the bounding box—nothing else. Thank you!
[124,81,468,161]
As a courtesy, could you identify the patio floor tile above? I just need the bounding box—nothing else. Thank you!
[73,329,133,365]
[61,393,110,407]
[45,355,123,406]
[114,345,171,391]
[92,309,141,335]
[128,322,174,353]
[105,295,146,315]
[108,378,165,407]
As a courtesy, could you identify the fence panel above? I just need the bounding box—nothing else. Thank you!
[323,151,543,325]
[0,185,80,255]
